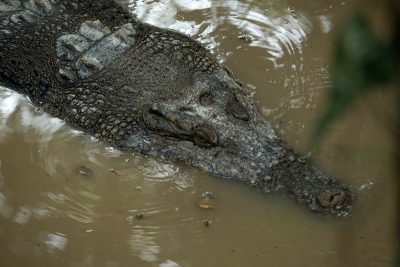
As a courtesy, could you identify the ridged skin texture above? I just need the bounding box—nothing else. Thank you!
[0,0,354,214]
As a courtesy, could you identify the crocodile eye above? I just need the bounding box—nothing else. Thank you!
[192,125,218,147]
[199,91,213,106]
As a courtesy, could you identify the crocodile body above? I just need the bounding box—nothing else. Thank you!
[0,0,353,214]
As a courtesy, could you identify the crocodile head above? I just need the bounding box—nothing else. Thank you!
[122,67,279,181]
[120,66,353,214]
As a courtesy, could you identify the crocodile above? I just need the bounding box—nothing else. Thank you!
[0,0,354,214]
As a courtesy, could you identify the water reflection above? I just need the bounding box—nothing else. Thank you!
[0,88,20,140]
[318,15,332,33]
[132,0,203,36]
[130,0,312,67]
[140,159,180,180]
[228,4,312,67]
[48,192,96,224]
[159,259,181,267]
[0,87,65,140]
[40,232,68,252]
[129,224,161,262]
[126,203,207,264]
[0,192,13,219]
[13,206,31,225]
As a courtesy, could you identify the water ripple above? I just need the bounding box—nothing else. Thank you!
[229,5,312,67]
[140,159,180,180]
[48,192,96,224]
[129,0,312,68]
[127,200,207,264]
[39,232,68,253]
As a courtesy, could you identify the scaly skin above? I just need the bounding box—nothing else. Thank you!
[0,0,354,214]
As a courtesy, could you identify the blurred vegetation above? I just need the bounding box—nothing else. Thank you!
[312,2,399,266]
[313,11,399,142]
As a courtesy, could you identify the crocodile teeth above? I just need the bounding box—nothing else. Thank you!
[56,34,90,61]
[79,20,111,42]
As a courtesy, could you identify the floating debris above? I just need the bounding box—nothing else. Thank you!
[202,191,213,198]
[86,229,94,233]
[135,186,142,191]
[202,219,210,227]
[198,198,214,209]
[77,165,93,177]
[198,191,215,209]
[238,34,253,43]
[110,168,120,175]
[135,212,144,220]
[201,219,213,227]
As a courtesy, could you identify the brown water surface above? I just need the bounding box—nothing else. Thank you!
[0,0,397,266]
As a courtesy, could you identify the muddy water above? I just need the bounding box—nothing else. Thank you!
[0,0,397,266]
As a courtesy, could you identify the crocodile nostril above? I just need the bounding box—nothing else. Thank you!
[317,189,348,209]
